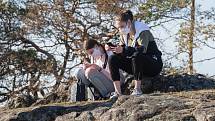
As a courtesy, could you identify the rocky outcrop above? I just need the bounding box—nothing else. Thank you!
[124,73,215,94]
[6,73,215,109]
[6,94,36,109]
[1,89,215,121]
[6,83,71,109]
[1,74,215,121]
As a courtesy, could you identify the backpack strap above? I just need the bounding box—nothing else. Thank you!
[100,44,108,69]
[103,53,108,69]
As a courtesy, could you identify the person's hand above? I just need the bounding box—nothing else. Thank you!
[110,45,123,54]
[90,64,102,71]
[83,63,91,70]
[105,44,112,51]
[82,59,92,70]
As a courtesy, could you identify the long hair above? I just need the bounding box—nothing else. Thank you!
[115,10,133,22]
[84,39,108,69]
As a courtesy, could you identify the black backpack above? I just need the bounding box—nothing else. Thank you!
[70,80,86,102]
[70,79,105,102]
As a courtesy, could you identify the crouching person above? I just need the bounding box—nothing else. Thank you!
[73,39,120,101]
[108,10,163,98]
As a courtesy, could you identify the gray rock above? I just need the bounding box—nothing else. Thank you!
[193,102,215,121]
[7,94,36,109]
[1,74,215,121]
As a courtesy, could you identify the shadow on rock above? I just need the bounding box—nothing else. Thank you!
[155,73,215,92]
[125,73,215,94]
[11,100,114,121]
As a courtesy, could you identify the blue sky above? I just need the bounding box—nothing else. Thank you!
[194,0,215,76]
[151,0,215,76]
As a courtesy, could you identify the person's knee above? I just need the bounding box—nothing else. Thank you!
[85,67,97,78]
[133,52,148,62]
[132,52,142,62]
[75,68,85,79]
[108,54,119,65]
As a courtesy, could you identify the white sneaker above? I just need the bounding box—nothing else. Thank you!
[131,88,143,96]
[109,92,121,99]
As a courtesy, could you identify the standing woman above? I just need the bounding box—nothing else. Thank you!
[108,10,163,97]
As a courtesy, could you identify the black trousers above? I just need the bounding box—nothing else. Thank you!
[108,52,163,81]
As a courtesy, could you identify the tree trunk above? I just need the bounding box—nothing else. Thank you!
[188,0,195,74]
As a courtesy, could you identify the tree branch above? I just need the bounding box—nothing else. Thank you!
[194,56,215,63]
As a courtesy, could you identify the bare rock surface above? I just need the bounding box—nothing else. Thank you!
[0,90,215,121]
[1,74,215,121]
